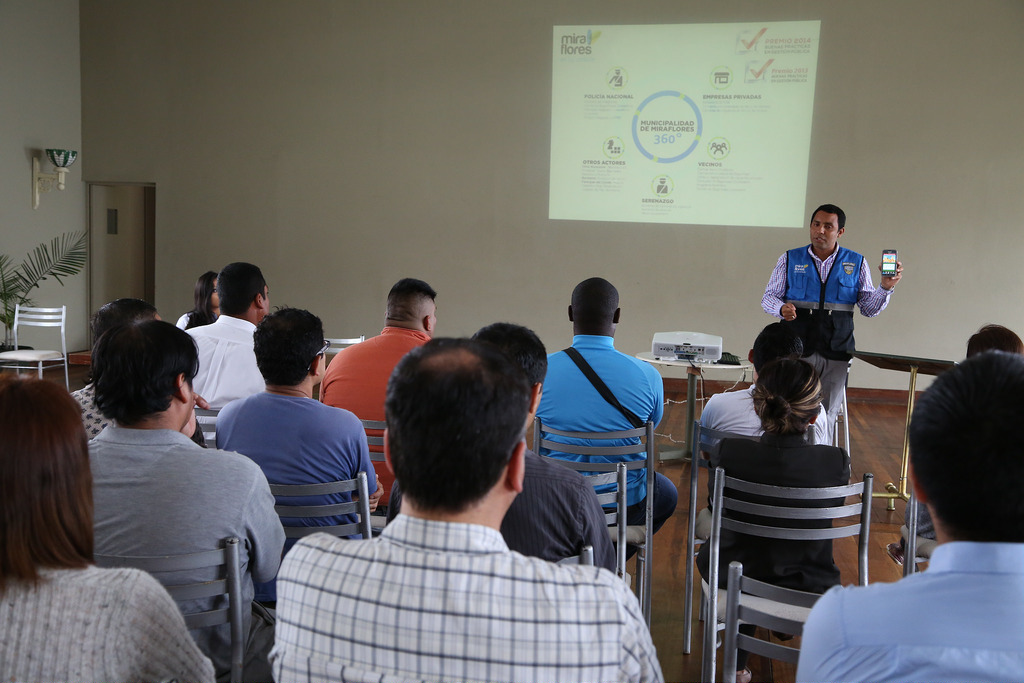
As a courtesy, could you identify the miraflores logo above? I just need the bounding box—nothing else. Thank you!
[560,29,601,55]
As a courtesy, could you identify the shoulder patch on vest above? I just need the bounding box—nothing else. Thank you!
[842,261,856,275]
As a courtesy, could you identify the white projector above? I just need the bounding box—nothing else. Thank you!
[652,331,723,362]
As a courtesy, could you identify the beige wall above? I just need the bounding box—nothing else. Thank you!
[79,1,1024,389]
[1,0,87,350]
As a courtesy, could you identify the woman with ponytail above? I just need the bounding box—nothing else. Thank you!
[696,358,851,682]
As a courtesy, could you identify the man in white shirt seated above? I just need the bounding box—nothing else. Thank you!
[188,262,269,409]
[700,322,829,445]
[797,351,1024,683]
[271,338,663,683]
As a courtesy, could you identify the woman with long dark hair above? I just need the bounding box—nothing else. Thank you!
[176,270,220,330]
[0,376,214,681]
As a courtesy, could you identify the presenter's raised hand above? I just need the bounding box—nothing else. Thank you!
[780,302,797,321]
[880,260,904,291]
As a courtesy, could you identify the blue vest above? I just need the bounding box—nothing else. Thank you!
[783,246,863,359]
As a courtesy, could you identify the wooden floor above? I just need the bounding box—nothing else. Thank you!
[50,365,909,683]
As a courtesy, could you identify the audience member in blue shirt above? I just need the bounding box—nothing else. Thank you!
[798,351,1024,683]
[537,277,677,538]
[219,308,379,602]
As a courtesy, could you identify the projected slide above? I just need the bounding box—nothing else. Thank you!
[549,21,820,228]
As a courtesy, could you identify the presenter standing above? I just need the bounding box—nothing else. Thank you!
[761,204,903,436]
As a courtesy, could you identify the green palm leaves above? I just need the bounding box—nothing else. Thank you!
[1,231,87,346]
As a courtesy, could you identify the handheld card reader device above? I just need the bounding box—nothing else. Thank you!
[881,249,898,277]
[652,331,723,363]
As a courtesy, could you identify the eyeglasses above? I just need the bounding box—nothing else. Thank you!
[313,339,331,362]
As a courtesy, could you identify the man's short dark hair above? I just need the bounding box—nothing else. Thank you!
[385,278,436,323]
[472,322,547,386]
[570,277,619,328]
[966,324,1024,358]
[751,322,805,372]
[92,320,199,426]
[385,338,530,513]
[254,308,324,386]
[810,203,846,229]
[90,298,158,347]
[909,351,1024,542]
[217,262,267,316]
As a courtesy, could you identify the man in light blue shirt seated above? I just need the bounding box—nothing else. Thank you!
[797,351,1024,683]
[537,277,677,539]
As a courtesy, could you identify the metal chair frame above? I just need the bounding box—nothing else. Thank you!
[534,417,654,625]
[682,420,758,655]
[269,471,372,539]
[359,418,389,533]
[702,467,873,683]
[325,336,365,356]
[0,304,69,388]
[557,544,596,567]
[721,561,821,682]
[95,537,245,683]
[901,490,935,576]
[194,408,220,448]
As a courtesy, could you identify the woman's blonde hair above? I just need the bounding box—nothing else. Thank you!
[752,358,822,435]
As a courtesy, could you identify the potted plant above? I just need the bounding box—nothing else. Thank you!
[0,231,87,350]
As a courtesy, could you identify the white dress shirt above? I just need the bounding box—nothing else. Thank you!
[187,315,264,409]
[701,385,830,445]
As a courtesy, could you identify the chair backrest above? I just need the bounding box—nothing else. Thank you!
[721,561,821,681]
[557,544,595,566]
[703,466,872,683]
[325,336,364,356]
[533,417,650,592]
[95,537,244,683]
[194,408,220,448]
[269,471,372,539]
[709,467,873,588]
[360,418,386,463]
[12,305,67,350]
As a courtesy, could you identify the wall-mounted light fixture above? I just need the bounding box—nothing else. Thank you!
[32,149,78,210]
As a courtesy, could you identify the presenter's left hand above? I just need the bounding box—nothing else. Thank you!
[880,260,903,291]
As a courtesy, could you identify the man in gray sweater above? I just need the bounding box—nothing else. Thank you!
[90,319,285,682]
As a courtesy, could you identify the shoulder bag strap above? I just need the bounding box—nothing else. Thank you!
[562,347,644,428]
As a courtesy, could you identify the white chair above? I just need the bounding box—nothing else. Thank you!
[0,304,69,388]
[702,466,873,683]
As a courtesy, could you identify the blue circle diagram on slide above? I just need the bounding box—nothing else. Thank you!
[631,91,703,163]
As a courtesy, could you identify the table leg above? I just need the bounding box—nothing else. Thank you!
[683,365,699,460]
